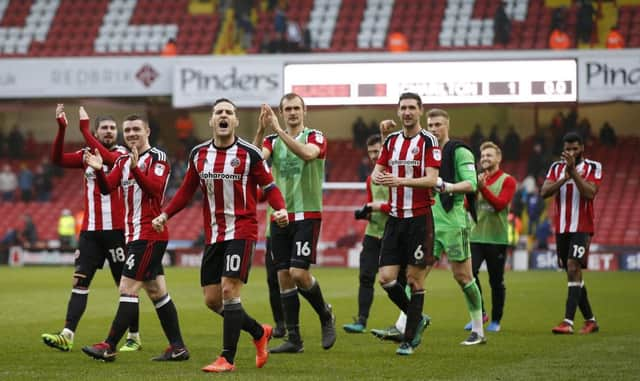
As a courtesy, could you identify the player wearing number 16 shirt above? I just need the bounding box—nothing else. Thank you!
[42,105,142,354]
[153,98,289,373]
[541,132,601,335]
[81,114,189,363]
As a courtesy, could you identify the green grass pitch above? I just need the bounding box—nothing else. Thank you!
[0,266,638,380]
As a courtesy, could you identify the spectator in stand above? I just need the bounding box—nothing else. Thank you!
[0,126,5,157]
[21,214,38,248]
[503,125,520,161]
[25,130,37,153]
[175,111,195,154]
[286,19,303,52]
[352,116,368,149]
[599,122,617,147]
[606,25,624,49]
[551,6,566,31]
[511,182,526,218]
[526,187,544,236]
[387,31,409,52]
[576,0,595,44]
[8,124,25,159]
[274,5,287,35]
[0,164,17,201]
[577,118,592,144]
[489,125,501,147]
[58,208,76,248]
[33,164,53,202]
[18,163,34,202]
[527,142,548,181]
[535,216,552,250]
[161,38,177,56]
[549,27,571,49]
[470,124,485,158]
[493,2,511,45]
[301,23,312,52]
[357,155,369,182]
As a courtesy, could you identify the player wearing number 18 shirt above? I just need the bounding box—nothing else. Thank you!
[541,132,601,335]
[42,105,142,353]
[153,98,289,373]
[81,114,188,363]
[371,93,441,355]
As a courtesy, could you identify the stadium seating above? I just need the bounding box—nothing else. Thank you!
[1,0,639,58]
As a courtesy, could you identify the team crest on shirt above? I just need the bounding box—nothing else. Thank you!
[139,162,146,171]
[433,148,442,161]
[411,147,419,154]
[230,158,241,168]
[154,163,165,176]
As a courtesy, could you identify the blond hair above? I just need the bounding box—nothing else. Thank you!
[480,141,502,156]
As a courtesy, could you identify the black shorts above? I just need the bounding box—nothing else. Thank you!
[556,232,591,269]
[380,214,435,268]
[271,219,321,271]
[76,230,126,275]
[201,239,255,286]
[123,240,167,281]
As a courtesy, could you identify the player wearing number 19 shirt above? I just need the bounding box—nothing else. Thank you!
[371,93,441,355]
[42,105,141,353]
[541,132,601,335]
[81,114,188,363]
[153,98,288,373]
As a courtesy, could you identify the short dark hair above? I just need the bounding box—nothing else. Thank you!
[124,114,146,124]
[366,134,381,146]
[398,92,422,109]
[563,131,583,145]
[213,98,236,112]
[93,115,116,133]
[279,92,305,111]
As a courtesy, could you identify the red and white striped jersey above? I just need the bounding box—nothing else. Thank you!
[376,130,441,218]
[51,119,128,231]
[545,159,602,234]
[98,147,170,242]
[165,138,276,244]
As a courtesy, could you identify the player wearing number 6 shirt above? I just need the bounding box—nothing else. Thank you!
[42,105,142,354]
[541,132,601,335]
[153,98,289,373]
[371,93,441,356]
[81,114,189,363]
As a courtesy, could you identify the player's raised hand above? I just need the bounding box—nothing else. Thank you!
[262,104,282,133]
[273,209,289,227]
[84,148,103,170]
[56,103,68,126]
[258,104,269,132]
[79,106,89,120]
[379,119,397,140]
[152,213,168,232]
[129,146,139,169]
[561,150,576,173]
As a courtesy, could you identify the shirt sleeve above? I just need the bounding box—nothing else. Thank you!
[308,131,327,158]
[456,147,477,191]
[96,158,124,194]
[131,159,170,200]
[480,175,517,211]
[425,146,441,168]
[262,136,274,155]
[545,163,559,182]
[51,118,84,168]
[164,162,200,218]
[586,161,603,186]
[366,176,373,203]
[376,141,390,167]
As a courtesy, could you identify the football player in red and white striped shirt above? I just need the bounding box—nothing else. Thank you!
[371,92,441,354]
[81,114,188,362]
[42,105,141,353]
[153,98,288,373]
[541,132,601,335]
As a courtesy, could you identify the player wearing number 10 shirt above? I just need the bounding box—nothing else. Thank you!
[42,105,141,354]
[541,132,601,335]
[153,98,289,373]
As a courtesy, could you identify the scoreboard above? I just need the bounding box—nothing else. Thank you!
[284,60,577,105]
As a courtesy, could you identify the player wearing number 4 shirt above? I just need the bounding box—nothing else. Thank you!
[42,105,142,353]
[371,93,441,356]
[153,98,289,373]
[81,114,189,363]
[541,132,601,335]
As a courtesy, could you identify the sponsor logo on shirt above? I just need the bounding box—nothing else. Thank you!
[200,172,242,180]
[389,159,420,166]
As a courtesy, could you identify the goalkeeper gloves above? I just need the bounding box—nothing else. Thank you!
[354,205,372,220]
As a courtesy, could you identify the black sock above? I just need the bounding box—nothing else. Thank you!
[64,288,88,332]
[106,294,138,349]
[221,300,243,364]
[564,284,582,322]
[269,287,285,326]
[129,299,140,335]
[281,288,302,342]
[578,284,594,320]
[299,278,331,322]
[153,294,184,348]
[242,310,264,340]
[358,286,374,325]
[404,290,425,343]
[382,280,408,314]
